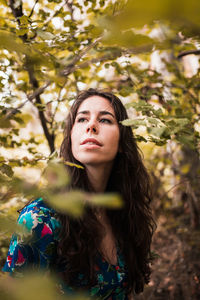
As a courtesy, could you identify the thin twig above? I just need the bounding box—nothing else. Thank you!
[6,37,123,119]
[164,179,189,196]
[65,0,75,22]
[0,157,48,164]
[5,80,51,119]
[60,36,103,76]
[177,49,200,59]
[162,176,200,199]
[50,79,68,127]
[28,0,39,18]
[43,1,67,27]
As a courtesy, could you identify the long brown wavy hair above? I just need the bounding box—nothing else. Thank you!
[57,88,155,294]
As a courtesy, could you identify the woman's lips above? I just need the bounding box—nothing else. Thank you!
[81,138,102,146]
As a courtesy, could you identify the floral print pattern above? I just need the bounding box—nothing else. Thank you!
[3,198,129,299]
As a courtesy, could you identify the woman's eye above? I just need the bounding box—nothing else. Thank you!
[77,118,87,123]
[100,118,112,124]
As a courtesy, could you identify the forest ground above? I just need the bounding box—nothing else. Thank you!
[135,209,200,300]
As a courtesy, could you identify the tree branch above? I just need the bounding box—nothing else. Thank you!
[65,0,75,22]
[9,0,23,19]
[26,65,55,153]
[6,40,124,121]
[177,49,200,59]
[186,182,200,229]
[60,36,102,76]
[9,0,27,41]
[5,81,51,119]
[50,79,68,128]
[61,44,152,75]
[9,0,55,153]
[43,1,67,28]
[29,0,39,18]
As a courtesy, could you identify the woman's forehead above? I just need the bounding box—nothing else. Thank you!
[77,95,114,113]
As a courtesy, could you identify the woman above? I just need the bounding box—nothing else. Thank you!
[3,89,155,299]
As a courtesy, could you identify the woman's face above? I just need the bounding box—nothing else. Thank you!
[71,96,120,167]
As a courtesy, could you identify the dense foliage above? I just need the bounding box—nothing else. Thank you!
[0,0,200,299]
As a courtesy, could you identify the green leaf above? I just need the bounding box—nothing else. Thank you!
[106,0,200,31]
[0,117,12,128]
[103,30,153,50]
[135,135,148,142]
[125,100,154,112]
[121,118,146,127]
[90,193,123,208]
[0,215,17,235]
[0,272,69,300]
[19,15,29,25]
[45,191,85,216]
[176,133,195,148]
[146,117,160,126]
[0,156,5,162]
[147,126,167,138]
[0,0,7,5]
[0,30,28,53]
[42,162,70,189]
[16,28,29,36]
[119,86,133,97]
[37,29,55,40]
[0,163,14,177]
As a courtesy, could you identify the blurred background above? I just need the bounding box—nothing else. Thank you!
[0,0,200,299]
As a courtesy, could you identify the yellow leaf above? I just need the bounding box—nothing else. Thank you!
[0,30,28,54]
[42,162,70,188]
[45,191,85,217]
[64,161,84,169]
[89,193,123,208]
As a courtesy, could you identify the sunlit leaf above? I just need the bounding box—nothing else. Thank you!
[0,164,14,178]
[37,29,55,40]
[0,30,28,53]
[0,215,17,235]
[45,191,85,217]
[105,0,200,31]
[89,193,123,208]
[147,126,167,138]
[65,161,84,169]
[0,117,12,129]
[121,118,146,127]
[0,271,89,300]
[42,162,70,188]
[19,15,29,25]
[0,0,7,5]
[103,30,154,49]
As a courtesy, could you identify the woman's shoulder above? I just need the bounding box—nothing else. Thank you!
[2,198,61,274]
[17,197,61,237]
[18,197,54,214]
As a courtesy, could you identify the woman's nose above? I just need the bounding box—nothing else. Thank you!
[86,121,98,133]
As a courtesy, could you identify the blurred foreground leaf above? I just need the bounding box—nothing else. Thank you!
[107,0,200,34]
[45,191,85,217]
[0,164,14,178]
[45,191,123,217]
[0,30,28,54]
[42,161,70,189]
[103,30,154,50]
[0,215,17,235]
[0,271,88,300]
[89,193,123,208]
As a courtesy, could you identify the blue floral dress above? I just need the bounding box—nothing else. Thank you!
[2,198,129,299]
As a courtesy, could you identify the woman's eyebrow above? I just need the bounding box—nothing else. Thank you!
[77,110,115,118]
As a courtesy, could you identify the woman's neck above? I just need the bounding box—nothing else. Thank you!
[85,162,113,193]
